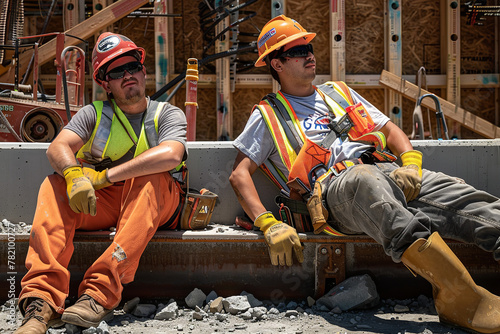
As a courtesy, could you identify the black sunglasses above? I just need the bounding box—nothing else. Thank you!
[279,44,314,59]
[105,61,143,81]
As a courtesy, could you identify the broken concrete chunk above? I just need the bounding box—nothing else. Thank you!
[210,296,224,313]
[122,297,140,314]
[240,291,263,307]
[394,304,410,313]
[155,301,179,320]
[206,290,218,304]
[316,274,379,311]
[222,296,251,315]
[239,310,252,320]
[132,304,156,318]
[185,288,206,309]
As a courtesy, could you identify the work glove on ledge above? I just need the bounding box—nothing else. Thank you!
[254,211,304,266]
[389,150,423,202]
[62,165,97,216]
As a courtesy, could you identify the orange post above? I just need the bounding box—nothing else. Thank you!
[185,58,199,141]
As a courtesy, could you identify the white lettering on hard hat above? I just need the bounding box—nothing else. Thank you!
[97,36,120,53]
[258,28,276,49]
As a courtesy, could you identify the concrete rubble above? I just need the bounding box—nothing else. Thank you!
[1,277,444,334]
[1,219,446,333]
[316,274,380,311]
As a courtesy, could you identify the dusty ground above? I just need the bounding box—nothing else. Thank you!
[0,219,470,334]
[1,296,468,334]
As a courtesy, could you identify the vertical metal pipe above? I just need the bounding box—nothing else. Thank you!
[185,58,199,141]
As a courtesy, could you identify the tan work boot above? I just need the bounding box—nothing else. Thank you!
[61,294,114,328]
[14,298,62,334]
[402,232,500,334]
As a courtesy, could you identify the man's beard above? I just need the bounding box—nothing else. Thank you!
[120,86,144,105]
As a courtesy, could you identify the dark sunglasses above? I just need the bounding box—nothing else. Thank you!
[279,44,314,59]
[105,61,143,81]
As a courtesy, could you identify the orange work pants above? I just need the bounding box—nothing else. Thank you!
[19,172,181,314]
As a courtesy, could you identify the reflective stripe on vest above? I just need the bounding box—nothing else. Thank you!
[258,82,354,183]
[76,100,165,165]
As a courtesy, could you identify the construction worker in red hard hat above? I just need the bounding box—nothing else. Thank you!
[230,15,500,334]
[14,32,188,333]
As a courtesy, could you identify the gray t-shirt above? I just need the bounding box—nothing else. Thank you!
[233,88,389,178]
[65,97,188,168]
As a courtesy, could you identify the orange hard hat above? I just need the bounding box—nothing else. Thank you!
[92,32,145,86]
[255,15,316,67]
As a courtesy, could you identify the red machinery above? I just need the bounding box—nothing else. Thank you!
[0,33,85,142]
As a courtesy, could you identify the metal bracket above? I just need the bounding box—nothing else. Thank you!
[314,243,346,298]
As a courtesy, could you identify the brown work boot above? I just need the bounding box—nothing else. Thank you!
[402,232,500,334]
[61,294,114,328]
[14,298,62,334]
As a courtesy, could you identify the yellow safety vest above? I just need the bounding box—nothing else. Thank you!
[76,99,165,165]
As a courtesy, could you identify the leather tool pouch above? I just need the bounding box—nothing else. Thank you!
[179,189,218,230]
[179,170,218,230]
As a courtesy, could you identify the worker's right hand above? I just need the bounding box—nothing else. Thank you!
[62,165,96,216]
[390,150,423,202]
[254,212,304,266]
[82,167,113,190]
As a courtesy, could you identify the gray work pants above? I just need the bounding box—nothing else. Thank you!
[325,162,500,262]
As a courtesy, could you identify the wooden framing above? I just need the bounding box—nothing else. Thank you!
[384,0,402,128]
[330,0,345,82]
[63,0,84,31]
[154,0,175,93]
[5,0,499,140]
[91,0,113,101]
[215,0,232,140]
[0,0,149,84]
[271,0,285,93]
[442,0,461,138]
[380,70,500,139]
[63,0,85,105]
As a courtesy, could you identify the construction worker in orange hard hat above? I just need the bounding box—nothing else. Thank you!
[230,15,500,334]
[14,32,188,333]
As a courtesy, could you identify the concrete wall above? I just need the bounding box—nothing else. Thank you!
[1,139,499,224]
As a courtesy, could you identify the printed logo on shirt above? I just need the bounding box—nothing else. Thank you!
[303,114,329,132]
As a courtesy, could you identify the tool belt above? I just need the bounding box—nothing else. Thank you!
[178,169,219,230]
[277,149,396,236]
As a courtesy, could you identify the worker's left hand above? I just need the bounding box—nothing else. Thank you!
[82,167,113,190]
[389,150,423,202]
[254,212,304,266]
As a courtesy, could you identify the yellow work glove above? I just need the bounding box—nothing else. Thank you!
[62,165,96,216]
[82,167,113,190]
[254,211,304,266]
[389,150,423,202]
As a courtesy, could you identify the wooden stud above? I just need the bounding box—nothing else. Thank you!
[495,15,499,126]
[384,0,402,128]
[442,0,461,138]
[330,0,345,82]
[63,0,84,31]
[272,0,285,93]
[154,0,174,93]
[215,0,232,140]
[92,0,114,101]
[63,0,84,105]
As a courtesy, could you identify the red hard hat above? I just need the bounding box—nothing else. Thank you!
[255,15,315,67]
[92,32,146,86]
